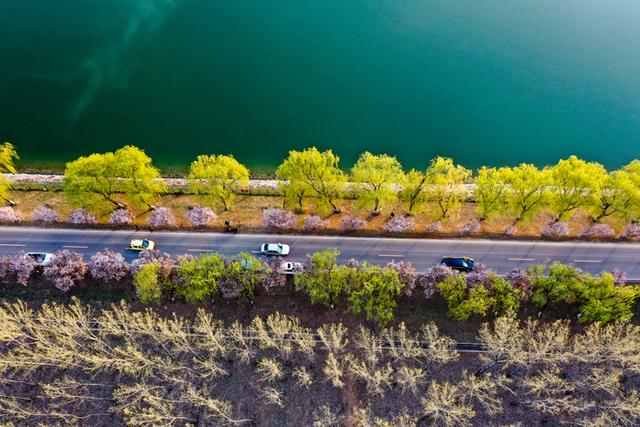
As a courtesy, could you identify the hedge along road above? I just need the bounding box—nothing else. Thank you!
[1,226,640,279]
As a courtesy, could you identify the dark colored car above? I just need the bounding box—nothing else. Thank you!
[440,256,475,272]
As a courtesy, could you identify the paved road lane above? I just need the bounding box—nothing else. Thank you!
[1,226,640,278]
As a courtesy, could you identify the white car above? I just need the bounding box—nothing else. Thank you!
[130,239,155,251]
[281,261,303,275]
[25,252,56,266]
[260,243,290,256]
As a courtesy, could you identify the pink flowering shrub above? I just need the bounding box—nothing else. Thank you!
[148,208,175,228]
[505,267,532,300]
[465,263,494,288]
[89,250,130,282]
[621,223,640,239]
[340,216,367,232]
[418,264,456,298]
[0,255,37,286]
[424,221,443,234]
[345,258,362,270]
[609,269,626,286]
[303,215,329,231]
[217,269,245,300]
[67,208,97,225]
[503,225,516,236]
[12,255,38,286]
[130,250,174,279]
[460,220,481,236]
[31,205,59,223]
[580,223,615,239]
[0,256,13,283]
[108,209,133,225]
[383,216,416,233]
[43,250,87,291]
[262,208,296,230]
[259,257,287,293]
[386,260,417,296]
[187,206,217,228]
[541,221,569,238]
[0,207,21,223]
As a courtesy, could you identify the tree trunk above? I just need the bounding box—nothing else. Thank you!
[592,204,613,222]
[329,198,341,214]
[103,193,125,210]
[408,197,416,213]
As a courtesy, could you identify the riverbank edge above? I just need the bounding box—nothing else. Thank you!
[14,163,277,179]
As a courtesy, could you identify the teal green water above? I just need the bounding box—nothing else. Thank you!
[1,0,640,171]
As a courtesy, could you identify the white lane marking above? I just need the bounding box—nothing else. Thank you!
[573,259,602,263]
[378,254,404,257]
[0,243,25,247]
[63,245,88,249]
[188,248,215,252]
[508,258,535,261]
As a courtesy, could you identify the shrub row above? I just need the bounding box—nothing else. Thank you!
[1,249,637,326]
[0,205,218,228]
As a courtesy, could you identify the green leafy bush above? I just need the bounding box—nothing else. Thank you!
[295,249,345,308]
[490,277,522,316]
[347,264,403,326]
[530,262,639,323]
[579,273,639,323]
[134,263,162,304]
[218,252,266,299]
[531,262,585,307]
[437,275,492,320]
[174,253,224,303]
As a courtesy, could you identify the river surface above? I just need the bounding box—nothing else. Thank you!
[1,0,639,171]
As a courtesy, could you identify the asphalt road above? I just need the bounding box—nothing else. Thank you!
[1,226,640,279]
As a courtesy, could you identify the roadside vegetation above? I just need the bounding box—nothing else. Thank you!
[3,143,640,240]
[1,249,638,327]
[0,299,638,426]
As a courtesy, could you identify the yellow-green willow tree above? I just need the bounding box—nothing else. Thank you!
[548,156,607,221]
[276,147,345,214]
[592,166,640,221]
[474,166,510,221]
[424,157,471,220]
[502,163,551,224]
[351,152,404,213]
[187,154,250,211]
[0,142,18,205]
[400,169,427,214]
[63,145,167,212]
